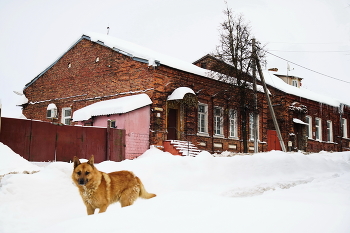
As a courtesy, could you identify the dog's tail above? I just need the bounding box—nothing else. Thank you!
[137,177,156,199]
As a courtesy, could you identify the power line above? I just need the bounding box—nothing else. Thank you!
[269,50,350,53]
[266,51,350,84]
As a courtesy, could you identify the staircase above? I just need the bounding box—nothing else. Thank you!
[163,140,202,157]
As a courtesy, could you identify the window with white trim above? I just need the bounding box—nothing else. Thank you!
[326,120,333,142]
[342,118,348,138]
[305,115,312,139]
[229,109,238,138]
[198,103,208,134]
[214,106,223,136]
[61,107,72,125]
[315,117,322,141]
[249,112,259,141]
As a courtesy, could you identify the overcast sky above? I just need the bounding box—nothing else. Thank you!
[0,0,349,117]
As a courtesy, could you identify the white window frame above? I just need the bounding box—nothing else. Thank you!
[326,120,333,142]
[229,109,238,138]
[292,80,298,87]
[249,112,259,141]
[61,107,72,125]
[305,115,312,139]
[315,117,322,141]
[197,103,208,136]
[342,118,348,138]
[213,106,223,137]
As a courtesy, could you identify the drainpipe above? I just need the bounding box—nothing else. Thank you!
[106,119,111,161]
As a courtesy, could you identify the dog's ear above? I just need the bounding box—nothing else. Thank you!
[73,156,81,169]
[87,155,95,167]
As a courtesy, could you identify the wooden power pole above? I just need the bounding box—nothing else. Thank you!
[253,45,287,152]
[252,39,258,153]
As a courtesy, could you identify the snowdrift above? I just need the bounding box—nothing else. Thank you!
[0,144,349,233]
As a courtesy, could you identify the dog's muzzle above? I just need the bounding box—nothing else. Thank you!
[78,178,88,185]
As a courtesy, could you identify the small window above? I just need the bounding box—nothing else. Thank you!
[198,103,208,134]
[327,120,333,142]
[46,103,57,119]
[214,107,223,136]
[305,116,312,139]
[61,107,71,125]
[249,112,259,141]
[315,118,322,141]
[229,109,238,138]
[342,118,348,138]
[109,120,116,128]
[292,80,298,87]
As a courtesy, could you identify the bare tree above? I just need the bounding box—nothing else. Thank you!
[211,4,265,153]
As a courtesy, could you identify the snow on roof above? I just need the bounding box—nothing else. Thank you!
[85,32,209,77]
[262,71,340,107]
[72,93,152,122]
[25,32,345,108]
[47,103,57,110]
[293,118,308,125]
[167,87,195,100]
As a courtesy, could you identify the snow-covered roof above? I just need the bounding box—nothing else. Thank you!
[167,87,195,100]
[262,71,340,107]
[72,93,152,121]
[25,32,345,108]
[86,32,209,77]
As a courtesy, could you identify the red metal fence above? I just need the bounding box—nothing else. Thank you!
[0,117,125,163]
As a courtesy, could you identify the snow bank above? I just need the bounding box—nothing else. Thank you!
[0,147,349,233]
[0,143,40,176]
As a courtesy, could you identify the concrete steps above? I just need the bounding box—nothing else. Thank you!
[163,140,202,157]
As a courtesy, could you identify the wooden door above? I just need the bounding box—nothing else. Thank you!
[267,130,282,151]
[167,109,178,140]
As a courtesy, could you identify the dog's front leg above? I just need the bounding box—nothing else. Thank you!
[86,204,95,215]
[98,204,108,214]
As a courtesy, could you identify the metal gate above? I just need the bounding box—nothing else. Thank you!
[0,117,125,163]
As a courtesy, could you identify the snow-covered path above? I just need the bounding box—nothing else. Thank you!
[0,143,349,233]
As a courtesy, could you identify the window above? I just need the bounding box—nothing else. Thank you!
[326,120,333,142]
[229,109,238,138]
[61,107,72,125]
[46,103,57,119]
[315,118,322,141]
[214,107,223,136]
[305,116,312,139]
[292,80,298,87]
[342,118,348,138]
[109,120,116,128]
[249,113,259,141]
[198,104,208,134]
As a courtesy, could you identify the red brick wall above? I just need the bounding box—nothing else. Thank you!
[23,38,348,154]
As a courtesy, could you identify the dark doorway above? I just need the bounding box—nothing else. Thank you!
[167,109,178,140]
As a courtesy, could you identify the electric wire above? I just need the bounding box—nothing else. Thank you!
[265,51,350,84]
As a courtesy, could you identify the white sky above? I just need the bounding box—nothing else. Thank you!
[0,0,349,117]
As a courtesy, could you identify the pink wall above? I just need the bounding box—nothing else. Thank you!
[81,106,150,160]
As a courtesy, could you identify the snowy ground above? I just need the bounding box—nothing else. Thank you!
[0,142,350,233]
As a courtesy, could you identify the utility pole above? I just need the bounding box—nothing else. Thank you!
[254,47,287,152]
[252,39,258,153]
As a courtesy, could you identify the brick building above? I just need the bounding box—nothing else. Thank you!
[21,32,350,158]
[195,55,350,152]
